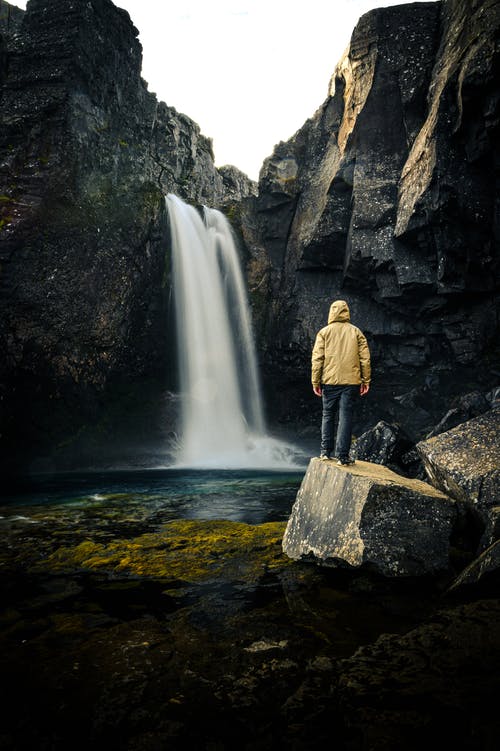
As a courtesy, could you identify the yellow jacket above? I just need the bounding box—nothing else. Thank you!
[311,300,371,387]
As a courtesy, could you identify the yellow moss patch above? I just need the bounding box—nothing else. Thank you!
[40,520,289,583]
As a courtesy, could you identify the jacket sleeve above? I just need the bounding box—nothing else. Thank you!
[311,331,325,387]
[357,329,371,384]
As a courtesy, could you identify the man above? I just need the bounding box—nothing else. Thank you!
[311,299,371,465]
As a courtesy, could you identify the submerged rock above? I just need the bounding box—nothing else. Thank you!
[1,485,498,750]
[282,457,456,578]
[40,519,289,584]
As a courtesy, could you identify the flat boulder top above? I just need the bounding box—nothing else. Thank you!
[314,457,450,499]
[417,408,500,477]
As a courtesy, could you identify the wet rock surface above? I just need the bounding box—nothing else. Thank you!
[0,491,498,750]
[332,598,500,750]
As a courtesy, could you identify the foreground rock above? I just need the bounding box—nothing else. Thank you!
[1,493,499,750]
[282,458,456,578]
[417,408,500,510]
[329,598,500,750]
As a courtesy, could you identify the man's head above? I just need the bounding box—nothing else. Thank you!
[328,300,350,324]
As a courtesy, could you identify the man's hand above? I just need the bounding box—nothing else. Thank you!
[360,383,370,396]
[313,385,322,397]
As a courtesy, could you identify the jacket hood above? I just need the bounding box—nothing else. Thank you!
[328,300,350,324]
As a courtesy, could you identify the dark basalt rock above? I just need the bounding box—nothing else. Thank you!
[0,0,254,475]
[2,0,499,472]
[478,505,500,551]
[353,419,413,471]
[329,598,500,750]
[240,0,500,440]
[417,407,500,509]
[417,406,500,561]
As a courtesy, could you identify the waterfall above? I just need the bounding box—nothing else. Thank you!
[166,194,302,469]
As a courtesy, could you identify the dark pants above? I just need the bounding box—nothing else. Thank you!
[320,384,358,459]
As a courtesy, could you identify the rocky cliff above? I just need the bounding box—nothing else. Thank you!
[242,0,500,440]
[2,0,499,474]
[0,0,255,474]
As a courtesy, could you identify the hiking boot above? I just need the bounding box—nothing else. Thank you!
[319,452,331,461]
[337,458,355,466]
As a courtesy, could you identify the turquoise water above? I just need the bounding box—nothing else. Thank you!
[0,468,306,524]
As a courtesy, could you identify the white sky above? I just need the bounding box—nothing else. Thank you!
[14,0,435,180]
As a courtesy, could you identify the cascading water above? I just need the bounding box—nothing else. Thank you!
[166,194,303,469]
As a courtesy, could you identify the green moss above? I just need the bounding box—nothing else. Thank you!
[40,520,290,583]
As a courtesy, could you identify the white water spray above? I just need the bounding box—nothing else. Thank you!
[166,194,303,469]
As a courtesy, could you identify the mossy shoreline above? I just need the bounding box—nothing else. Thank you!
[1,505,499,750]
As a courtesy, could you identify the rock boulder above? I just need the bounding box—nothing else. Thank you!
[353,420,413,470]
[425,390,492,438]
[416,407,500,508]
[282,458,457,578]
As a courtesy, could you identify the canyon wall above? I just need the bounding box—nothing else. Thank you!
[241,0,500,441]
[0,0,254,473]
